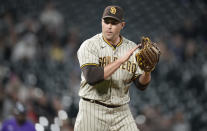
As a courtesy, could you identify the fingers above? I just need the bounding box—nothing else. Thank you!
[120,46,139,63]
[137,44,142,49]
[130,45,139,53]
[127,46,139,57]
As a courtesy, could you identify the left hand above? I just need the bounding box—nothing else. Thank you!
[135,37,161,72]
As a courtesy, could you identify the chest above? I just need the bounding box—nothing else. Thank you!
[98,45,128,57]
[98,44,138,80]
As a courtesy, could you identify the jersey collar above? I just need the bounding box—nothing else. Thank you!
[102,35,123,50]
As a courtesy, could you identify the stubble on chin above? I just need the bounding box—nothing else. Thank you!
[103,33,111,40]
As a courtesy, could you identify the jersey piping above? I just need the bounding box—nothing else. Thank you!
[81,63,99,68]
[102,35,123,50]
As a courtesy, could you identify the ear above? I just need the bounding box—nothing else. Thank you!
[121,22,126,29]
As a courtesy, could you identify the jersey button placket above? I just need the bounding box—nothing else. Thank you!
[108,48,116,102]
[110,49,117,103]
[113,48,117,55]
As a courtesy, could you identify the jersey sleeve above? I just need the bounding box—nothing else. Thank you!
[77,40,99,68]
[132,45,144,79]
[134,65,144,79]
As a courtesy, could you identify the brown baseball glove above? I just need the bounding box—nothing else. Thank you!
[135,37,161,72]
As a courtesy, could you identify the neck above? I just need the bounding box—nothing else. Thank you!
[112,36,120,46]
[104,35,121,46]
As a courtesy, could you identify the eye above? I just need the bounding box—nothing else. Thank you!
[104,19,120,25]
[104,20,110,24]
[111,21,119,25]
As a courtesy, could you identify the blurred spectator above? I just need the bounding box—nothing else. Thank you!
[2,74,21,119]
[0,82,4,122]
[0,102,36,131]
[140,106,172,131]
[0,11,16,62]
[61,119,74,131]
[158,39,176,64]
[26,99,38,123]
[33,92,56,123]
[183,39,197,62]
[177,18,197,39]
[196,8,207,41]
[168,33,185,62]
[64,28,81,63]
[172,111,191,131]
[40,1,64,38]
[49,39,64,63]
[11,32,38,62]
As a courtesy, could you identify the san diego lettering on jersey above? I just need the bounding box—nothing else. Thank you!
[99,56,137,73]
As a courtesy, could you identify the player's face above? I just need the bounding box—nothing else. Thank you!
[102,18,125,42]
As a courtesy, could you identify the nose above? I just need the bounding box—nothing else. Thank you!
[107,23,112,29]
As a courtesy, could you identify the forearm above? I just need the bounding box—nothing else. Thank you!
[139,72,151,85]
[81,59,124,85]
[134,72,151,90]
[82,66,104,85]
[81,59,126,85]
[104,59,123,79]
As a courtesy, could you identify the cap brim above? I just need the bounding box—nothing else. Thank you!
[102,16,122,22]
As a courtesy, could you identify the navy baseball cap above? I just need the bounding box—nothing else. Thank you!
[102,5,124,22]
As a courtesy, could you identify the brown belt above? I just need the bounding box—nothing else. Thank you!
[82,97,121,108]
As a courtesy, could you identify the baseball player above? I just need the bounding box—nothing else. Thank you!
[74,5,152,131]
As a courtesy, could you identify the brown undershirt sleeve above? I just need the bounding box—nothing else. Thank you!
[133,75,149,91]
[81,65,104,85]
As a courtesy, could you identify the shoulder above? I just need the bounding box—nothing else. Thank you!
[122,36,141,54]
[78,34,101,53]
[122,36,137,47]
[81,34,101,47]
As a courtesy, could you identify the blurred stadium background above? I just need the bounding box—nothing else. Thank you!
[0,0,207,131]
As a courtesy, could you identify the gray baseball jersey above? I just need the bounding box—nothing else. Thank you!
[77,33,143,105]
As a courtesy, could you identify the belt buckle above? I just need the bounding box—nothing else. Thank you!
[90,99,95,103]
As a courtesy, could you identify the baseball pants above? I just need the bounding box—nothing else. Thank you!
[74,98,139,131]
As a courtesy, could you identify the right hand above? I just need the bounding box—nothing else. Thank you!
[119,46,139,63]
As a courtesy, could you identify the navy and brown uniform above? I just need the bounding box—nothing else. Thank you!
[74,33,144,131]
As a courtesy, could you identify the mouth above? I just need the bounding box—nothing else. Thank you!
[106,31,113,35]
